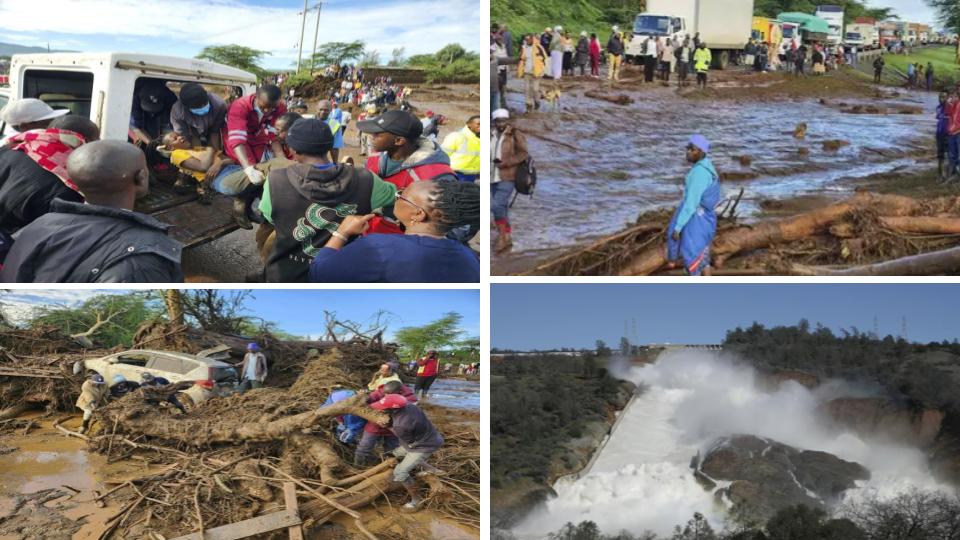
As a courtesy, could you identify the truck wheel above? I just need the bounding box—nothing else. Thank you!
[714,51,730,70]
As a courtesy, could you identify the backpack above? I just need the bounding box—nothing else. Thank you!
[510,157,537,207]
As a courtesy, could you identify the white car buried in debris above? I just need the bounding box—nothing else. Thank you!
[73,349,238,406]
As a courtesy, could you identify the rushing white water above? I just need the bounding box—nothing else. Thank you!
[514,350,950,538]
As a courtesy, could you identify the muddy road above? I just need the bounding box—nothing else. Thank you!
[494,68,939,274]
[183,83,479,283]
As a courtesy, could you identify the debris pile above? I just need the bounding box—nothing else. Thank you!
[0,326,85,416]
[522,192,960,276]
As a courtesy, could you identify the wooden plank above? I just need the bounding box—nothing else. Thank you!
[283,482,305,540]
[169,510,301,540]
[149,195,239,248]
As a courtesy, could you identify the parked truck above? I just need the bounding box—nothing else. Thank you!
[0,52,257,248]
[625,0,754,69]
[849,18,880,49]
[815,5,845,46]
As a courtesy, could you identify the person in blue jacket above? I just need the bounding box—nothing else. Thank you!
[322,386,366,444]
[308,180,480,283]
[667,134,721,276]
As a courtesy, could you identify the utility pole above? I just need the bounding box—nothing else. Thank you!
[310,2,323,75]
[296,0,308,73]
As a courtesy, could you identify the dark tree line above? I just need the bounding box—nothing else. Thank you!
[491,354,627,488]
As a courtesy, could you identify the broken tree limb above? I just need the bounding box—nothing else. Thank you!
[879,216,960,235]
[71,308,128,348]
[100,393,389,445]
[617,192,926,276]
[790,245,960,276]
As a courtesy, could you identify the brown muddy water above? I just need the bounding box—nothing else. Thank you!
[500,79,938,258]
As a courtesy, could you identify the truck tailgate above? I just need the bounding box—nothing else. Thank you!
[136,183,239,248]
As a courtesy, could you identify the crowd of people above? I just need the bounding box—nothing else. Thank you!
[75,346,449,511]
[0,70,481,283]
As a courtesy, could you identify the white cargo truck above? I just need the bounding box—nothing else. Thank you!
[815,5,845,46]
[625,0,754,69]
[846,22,878,49]
[0,53,257,247]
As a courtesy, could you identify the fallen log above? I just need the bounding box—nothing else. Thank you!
[584,91,634,105]
[790,245,960,276]
[617,192,925,276]
[879,216,960,235]
[101,393,389,445]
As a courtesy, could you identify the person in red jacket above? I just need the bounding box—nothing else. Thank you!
[414,350,440,398]
[223,85,287,186]
[356,110,458,234]
[354,379,417,466]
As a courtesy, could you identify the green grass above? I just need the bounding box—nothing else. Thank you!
[882,46,960,81]
[491,0,627,40]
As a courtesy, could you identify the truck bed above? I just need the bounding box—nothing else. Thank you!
[136,183,239,249]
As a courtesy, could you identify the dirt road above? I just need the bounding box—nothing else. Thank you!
[182,83,479,282]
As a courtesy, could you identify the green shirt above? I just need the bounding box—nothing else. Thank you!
[259,167,396,224]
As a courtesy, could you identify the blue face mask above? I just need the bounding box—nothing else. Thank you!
[190,103,211,116]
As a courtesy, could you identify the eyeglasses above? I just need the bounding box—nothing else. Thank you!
[395,190,427,214]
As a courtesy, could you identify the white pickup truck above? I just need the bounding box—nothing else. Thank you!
[1,53,257,247]
[625,0,754,69]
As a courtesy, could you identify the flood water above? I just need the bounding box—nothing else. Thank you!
[504,82,938,254]
[425,378,480,410]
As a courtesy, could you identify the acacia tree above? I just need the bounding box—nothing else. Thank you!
[196,45,270,77]
[394,312,465,360]
[29,292,164,347]
[309,40,365,69]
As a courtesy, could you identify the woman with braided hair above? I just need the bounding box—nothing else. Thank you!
[308,180,480,282]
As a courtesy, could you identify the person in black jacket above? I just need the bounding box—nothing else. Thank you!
[0,115,100,246]
[0,140,183,283]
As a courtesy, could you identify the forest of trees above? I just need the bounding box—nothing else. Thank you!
[723,320,960,412]
[491,353,627,489]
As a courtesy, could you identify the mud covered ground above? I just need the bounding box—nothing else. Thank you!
[0,401,479,540]
[493,65,946,275]
[183,83,480,283]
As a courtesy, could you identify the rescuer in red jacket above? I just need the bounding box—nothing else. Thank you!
[414,350,440,398]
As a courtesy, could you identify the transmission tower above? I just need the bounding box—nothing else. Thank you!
[873,316,879,339]
[901,316,908,341]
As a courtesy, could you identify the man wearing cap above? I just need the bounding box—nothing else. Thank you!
[666,134,721,276]
[491,108,527,253]
[170,83,227,151]
[518,34,548,111]
[76,373,108,434]
[224,84,287,189]
[129,79,177,146]
[239,343,268,391]
[441,116,481,183]
[606,28,625,82]
[354,379,417,466]
[0,98,70,141]
[259,118,396,282]
[368,390,444,511]
[357,110,456,235]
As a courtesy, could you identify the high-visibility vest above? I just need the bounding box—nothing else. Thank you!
[326,117,342,134]
[443,127,480,174]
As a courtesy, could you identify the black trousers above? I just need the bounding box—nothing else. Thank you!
[415,375,438,394]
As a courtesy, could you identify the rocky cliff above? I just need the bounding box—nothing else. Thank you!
[699,434,870,521]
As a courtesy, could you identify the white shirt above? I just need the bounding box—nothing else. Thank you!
[491,130,505,183]
[243,352,261,381]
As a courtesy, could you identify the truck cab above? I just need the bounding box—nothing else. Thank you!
[626,13,685,61]
[2,53,257,248]
[844,32,865,47]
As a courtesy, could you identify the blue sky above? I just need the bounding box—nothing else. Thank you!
[0,0,480,70]
[492,284,960,350]
[1,289,479,340]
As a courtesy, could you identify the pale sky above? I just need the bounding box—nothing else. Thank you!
[0,0,481,69]
[867,0,938,28]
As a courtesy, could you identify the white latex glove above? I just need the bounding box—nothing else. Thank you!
[244,166,265,186]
